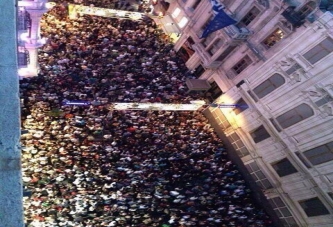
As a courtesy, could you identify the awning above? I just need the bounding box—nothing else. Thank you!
[186,79,211,91]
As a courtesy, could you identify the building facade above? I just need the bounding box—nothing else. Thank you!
[154,0,333,226]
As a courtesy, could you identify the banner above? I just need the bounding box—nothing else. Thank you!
[200,0,236,39]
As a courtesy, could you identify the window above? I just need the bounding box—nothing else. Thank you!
[232,55,252,74]
[207,39,224,56]
[215,46,237,62]
[302,141,333,166]
[178,17,189,28]
[172,7,181,18]
[315,95,333,107]
[227,133,250,157]
[262,28,285,48]
[250,125,270,143]
[285,63,301,75]
[252,73,285,99]
[192,0,201,10]
[205,81,223,101]
[240,6,260,26]
[299,197,330,217]
[298,1,316,19]
[268,197,299,227]
[233,98,249,115]
[303,37,333,64]
[211,108,231,129]
[245,161,273,189]
[276,103,314,129]
[272,158,298,177]
[192,64,205,78]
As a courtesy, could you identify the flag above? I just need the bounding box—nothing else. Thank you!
[200,0,237,39]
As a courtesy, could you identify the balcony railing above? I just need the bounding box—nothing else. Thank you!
[224,24,251,40]
[17,46,30,67]
[17,9,31,31]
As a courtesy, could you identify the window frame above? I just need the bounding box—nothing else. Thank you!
[268,197,298,226]
[262,27,286,49]
[207,38,224,56]
[245,161,273,189]
[191,0,201,10]
[299,197,330,217]
[227,132,250,157]
[302,37,333,65]
[239,6,261,26]
[232,55,252,74]
[302,141,333,166]
[233,98,249,115]
[298,1,316,19]
[252,73,285,99]
[275,103,314,129]
[250,125,271,143]
[272,158,298,177]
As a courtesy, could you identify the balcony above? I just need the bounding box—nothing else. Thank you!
[281,6,305,28]
[191,43,211,66]
[224,24,251,40]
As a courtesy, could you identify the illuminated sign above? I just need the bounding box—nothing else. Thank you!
[68,4,145,20]
[62,100,91,106]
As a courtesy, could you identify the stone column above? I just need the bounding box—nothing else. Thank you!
[23,8,47,77]
[0,0,24,226]
[24,45,41,77]
[26,9,48,43]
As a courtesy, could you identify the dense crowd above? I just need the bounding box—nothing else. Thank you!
[21,2,273,227]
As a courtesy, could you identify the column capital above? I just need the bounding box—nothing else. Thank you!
[26,8,49,17]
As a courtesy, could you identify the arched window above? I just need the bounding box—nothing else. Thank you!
[252,73,285,99]
[276,103,314,129]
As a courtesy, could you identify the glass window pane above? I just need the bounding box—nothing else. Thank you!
[296,104,313,119]
[250,125,270,143]
[299,197,330,217]
[309,51,330,64]
[303,38,333,64]
[280,207,292,217]
[304,145,328,157]
[251,173,259,181]
[285,217,299,227]
[235,140,244,149]
[256,171,266,180]
[273,197,285,208]
[308,152,333,165]
[272,158,298,177]
[249,162,260,171]
[239,147,250,156]
[276,104,313,129]
[321,38,333,51]
[270,73,285,86]
[261,179,273,189]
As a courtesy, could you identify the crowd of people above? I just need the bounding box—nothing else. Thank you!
[20,2,273,226]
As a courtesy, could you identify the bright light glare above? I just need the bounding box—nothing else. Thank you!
[45,2,56,9]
